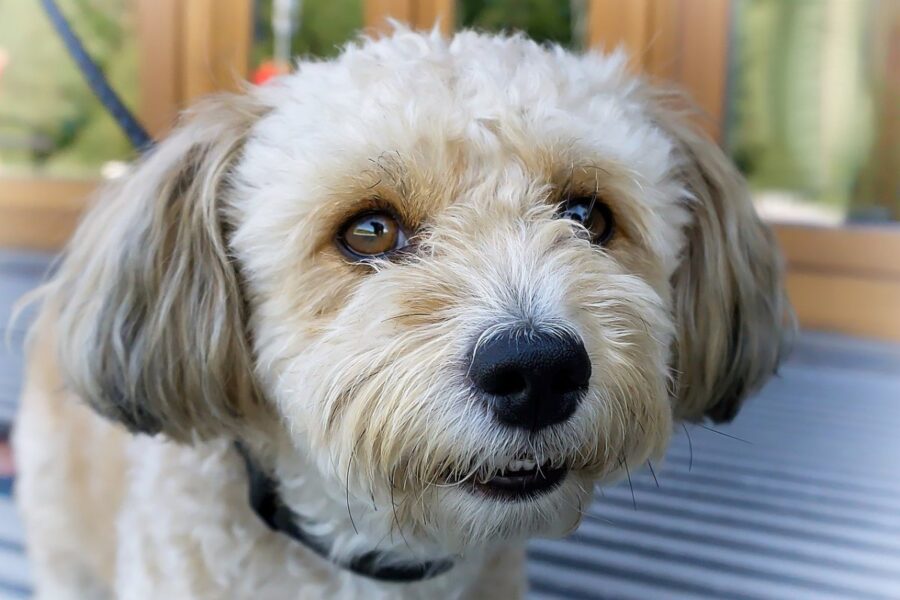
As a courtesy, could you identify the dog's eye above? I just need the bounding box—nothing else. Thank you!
[558,196,615,245]
[339,211,409,258]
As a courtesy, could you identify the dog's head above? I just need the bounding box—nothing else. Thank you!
[51,31,788,553]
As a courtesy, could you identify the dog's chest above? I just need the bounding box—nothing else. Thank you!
[114,437,521,599]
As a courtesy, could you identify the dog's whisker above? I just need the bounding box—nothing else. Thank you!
[388,475,413,553]
[386,477,397,545]
[346,435,363,536]
[345,473,358,535]
[582,512,619,527]
[647,460,660,488]
[370,527,394,555]
[682,423,695,472]
[620,453,637,511]
[698,424,752,445]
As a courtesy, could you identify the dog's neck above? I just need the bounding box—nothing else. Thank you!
[235,442,455,583]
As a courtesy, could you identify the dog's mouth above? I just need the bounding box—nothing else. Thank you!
[466,456,568,501]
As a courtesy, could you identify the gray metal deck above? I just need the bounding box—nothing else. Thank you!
[2,250,899,599]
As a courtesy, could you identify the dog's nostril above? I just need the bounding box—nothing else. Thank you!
[469,328,591,431]
[481,368,528,397]
[552,368,590,394]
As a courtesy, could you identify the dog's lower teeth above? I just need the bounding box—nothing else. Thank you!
[505,459,537,472]
[474,458,544,483]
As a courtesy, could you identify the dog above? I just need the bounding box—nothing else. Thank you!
[13,28,789,599]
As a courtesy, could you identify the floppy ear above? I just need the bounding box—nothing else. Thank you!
[48,93,269,441]
[647,89,793,423]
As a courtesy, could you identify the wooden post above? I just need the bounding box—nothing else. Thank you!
[365,0,414,33]
[586,0,730,140]
[586,0,653,73]
[365,0,454,36]
[138,0,252,139]
[675,0,730,140]
[414,0,455,35]
[179,0,252,107]
[137,0,181,139]
[643,0,679,81]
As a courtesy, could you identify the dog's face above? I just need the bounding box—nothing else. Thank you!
[52,31,788,554]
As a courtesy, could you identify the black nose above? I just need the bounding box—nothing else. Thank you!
[469,328,591,431]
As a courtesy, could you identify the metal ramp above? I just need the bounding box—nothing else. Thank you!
[528,333,900,599]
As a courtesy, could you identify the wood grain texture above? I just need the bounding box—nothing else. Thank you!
[643,0,680,80]
[785,271,900,341]
[414,0,455,34]
[587,0,730,139]
[0,180,95,251]
[675,0,730,139]
[587,0,652,72]
[774,224,900,280]
[182,0,252,102]
[365,0,415,33]
[137,0,181,139]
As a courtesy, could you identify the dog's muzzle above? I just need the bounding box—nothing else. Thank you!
[459,327,590,500]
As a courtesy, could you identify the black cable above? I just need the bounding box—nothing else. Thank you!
[40,0,155,151]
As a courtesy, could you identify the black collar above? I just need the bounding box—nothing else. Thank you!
[234,442,454,583]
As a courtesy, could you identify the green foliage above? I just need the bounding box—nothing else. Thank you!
[727,0,894,221]
[0,0,138,177]
[458,0,573,47]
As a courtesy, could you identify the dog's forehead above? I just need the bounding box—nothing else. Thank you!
[233,31,689,277]
[249,32,674,186]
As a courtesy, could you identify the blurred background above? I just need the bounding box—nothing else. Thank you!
[0,1,898,598]
[1,0,898,338]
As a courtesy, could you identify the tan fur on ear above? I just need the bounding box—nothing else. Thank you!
[41,93,270,441]
[645,88,793,423]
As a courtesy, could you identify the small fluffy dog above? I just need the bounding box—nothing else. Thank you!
[14,29,788,599]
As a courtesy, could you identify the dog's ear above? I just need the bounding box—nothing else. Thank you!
[646,89,792,423]
[50,93,269,441]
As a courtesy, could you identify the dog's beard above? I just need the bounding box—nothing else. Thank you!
[270,230,675,551]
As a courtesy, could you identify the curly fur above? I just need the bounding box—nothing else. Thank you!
[14,28,789,599]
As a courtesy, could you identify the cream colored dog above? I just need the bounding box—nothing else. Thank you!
[14,29,788,599]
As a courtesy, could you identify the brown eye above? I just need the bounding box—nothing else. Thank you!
[558,196,615,245]
[339,211,409,258]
